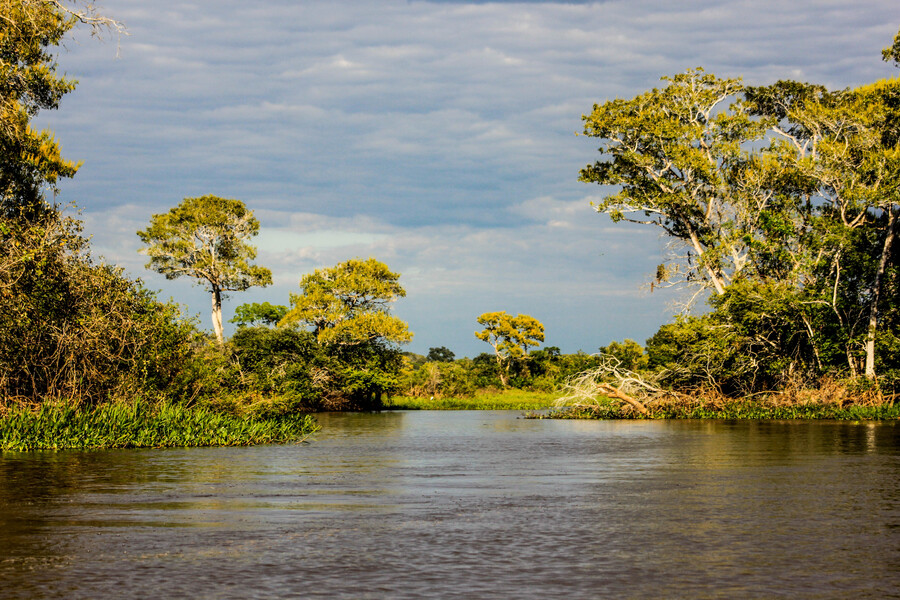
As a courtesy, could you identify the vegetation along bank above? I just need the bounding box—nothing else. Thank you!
[2,2,900,450]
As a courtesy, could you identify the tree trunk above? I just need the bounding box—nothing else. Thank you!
[686,227,727,295]
[864,205,898,379]
[211,285,224,344]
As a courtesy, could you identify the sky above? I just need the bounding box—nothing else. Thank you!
[36,0,899,357]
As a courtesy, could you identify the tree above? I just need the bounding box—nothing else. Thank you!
[745,77,900,380]
[281,257,412,348]
[475,311,544,386]
[1,0,123,219]
[137,195,272,344]
[230,302,288,328]
[427,346,455,362]
[599,339,648,372]
[580,69,772,301]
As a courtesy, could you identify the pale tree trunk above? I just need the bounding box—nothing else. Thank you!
[497,356,509,387]
[687,228,727,295]
[864,205,898,379]
[211,285,224,344]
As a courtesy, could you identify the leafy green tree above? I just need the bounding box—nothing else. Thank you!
[231,302,288,328]
[427,346,455,362]
[580,69,777,299]
[0,2,204,405]
[599,339,649,372]
[745,76,900,379]
[475,311,544,386]
[137,195,272,344]
[281,257,412,348]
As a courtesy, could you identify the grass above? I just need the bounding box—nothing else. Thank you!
[0,399,320,451]
[384,389,558,410]
[529,399,900,421]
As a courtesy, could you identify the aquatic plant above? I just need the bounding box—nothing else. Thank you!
[0,399,319,451]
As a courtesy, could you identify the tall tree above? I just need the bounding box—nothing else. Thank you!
[580,69,772,301]
[746,77,900,379]
[475,311,544,386]
[281,257,412,348]
[137,195,272,344]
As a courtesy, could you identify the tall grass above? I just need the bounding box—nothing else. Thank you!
[0,399,319,451]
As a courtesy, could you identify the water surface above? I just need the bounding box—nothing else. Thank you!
[1,411,898,599]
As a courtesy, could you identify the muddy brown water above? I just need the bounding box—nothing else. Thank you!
[1,411,899,599]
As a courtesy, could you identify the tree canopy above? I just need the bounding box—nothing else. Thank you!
[231,302,289,328]
[281,257,412,348]
[137,195,272,343]
[582,61,900,385]
[580,69,772,298]
[475,311,544,386]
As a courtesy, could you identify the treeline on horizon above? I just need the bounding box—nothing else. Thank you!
[2,0,900,439]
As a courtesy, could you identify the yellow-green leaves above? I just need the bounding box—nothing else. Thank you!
[281,257,412,348]
[580,68,769,297]
[1,0,81,215]
[138,195,271,291]
[475,311,544,386]
[137,195,272,343]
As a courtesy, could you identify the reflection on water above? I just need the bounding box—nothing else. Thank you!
[1,413,899,599]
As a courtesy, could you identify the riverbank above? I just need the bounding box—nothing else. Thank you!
[531,399,900,420]
[0,399,319,451]
[384,390,557,410]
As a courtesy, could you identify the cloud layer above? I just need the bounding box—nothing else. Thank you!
[39,0,899,355]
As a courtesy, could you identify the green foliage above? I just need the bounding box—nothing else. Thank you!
[401,359,477,398]
[385,390,557,411]
[599,339,648,372]
[282,257,412,347]
[538,401,900,421]
[231,302,289,327]
[475,311,545,386]
[580,68,770,295]
[0,399,319,451]
[397,348,602,399]
[0,210,199,404]
[137,195,272,343]
[0,0,80,218]
[583,54,900,389]
[228,326,324,402]
[427,346,455,362]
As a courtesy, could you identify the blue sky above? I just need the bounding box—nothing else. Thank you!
[38,0,898,357]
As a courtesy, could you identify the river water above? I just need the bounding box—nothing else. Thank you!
[1,411,899,599]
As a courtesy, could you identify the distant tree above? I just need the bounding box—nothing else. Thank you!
[475,311,544,386]
[427,346,455,362]
[231,302,288,328]
[599,339,648,372]
[281,257,412,348]
[137,195,272,344]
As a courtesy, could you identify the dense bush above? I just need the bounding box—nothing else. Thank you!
[0,210,198,404]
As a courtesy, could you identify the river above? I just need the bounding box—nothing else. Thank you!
[1,411,898,599]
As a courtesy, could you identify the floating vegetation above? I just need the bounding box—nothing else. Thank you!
[0,400,319,451]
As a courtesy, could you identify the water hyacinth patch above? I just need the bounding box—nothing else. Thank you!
[0,400,319,451]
